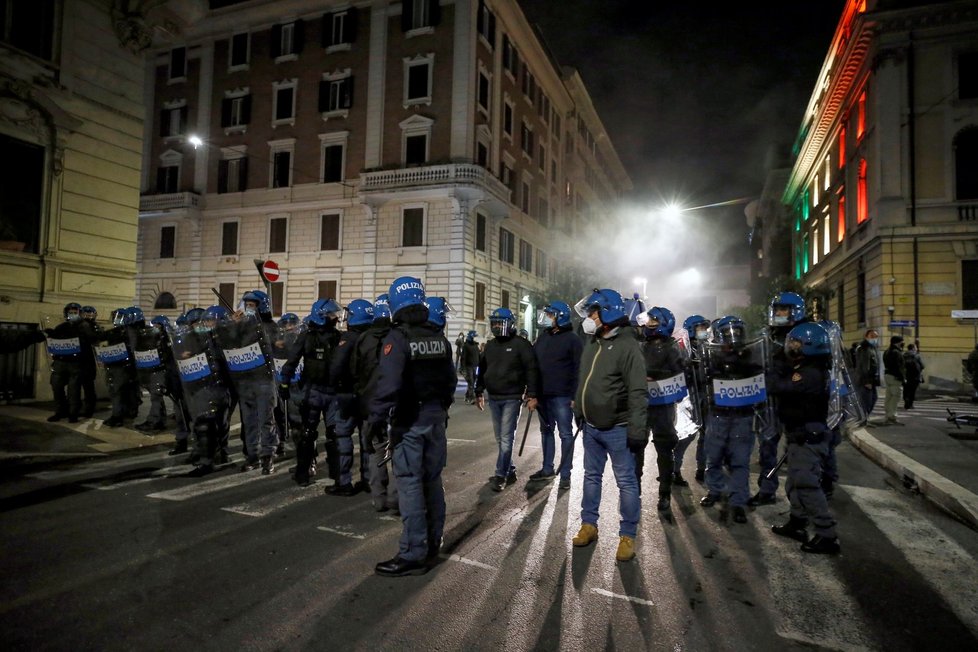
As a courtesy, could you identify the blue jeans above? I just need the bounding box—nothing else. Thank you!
[333,393,362,486]
[537,396,575,477]
[581,424,640,538]
[393,406,448,562]
[489,398,523,478]
[237,378,279,458]
[705,414,755,508]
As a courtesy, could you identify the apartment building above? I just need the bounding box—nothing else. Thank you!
[137,0,631,338]
[784,0,978,385]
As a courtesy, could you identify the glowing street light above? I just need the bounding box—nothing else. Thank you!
[633,276,647,298]
[187,134,203,149]
[661,203,683,221]
[677,268,701,286]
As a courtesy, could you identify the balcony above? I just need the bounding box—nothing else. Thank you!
[139,192,203,212]
[360,163,511,205]
[958,204,978,221]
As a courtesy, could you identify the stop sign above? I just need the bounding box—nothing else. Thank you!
[262,260,280,282]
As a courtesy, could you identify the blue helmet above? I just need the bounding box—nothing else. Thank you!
[346,299,374,326]
[63,302,82,320]
[388,276,426,317]
[683,314,709,333]
[711,315,747,345]
[425,297,452,328]
[768,291,806,328]
[787,322,831,357]
[124,306,145,326]
[278,312,300,326]
[623,293,647,327]
[575,289,626,326]
[540,300,572,328]
[489,307,517,337]
[151,315,170,329]
[373,294,391,321]
[242,290,271,315]
[204,305,230,322]
[644,306,675,338]
[183,307,206,325]
[81,306,98,319]
[309,298,342,326]
[466,330,477,341]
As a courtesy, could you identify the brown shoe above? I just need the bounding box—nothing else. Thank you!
[616,536,635,562]
[572,523,598,547]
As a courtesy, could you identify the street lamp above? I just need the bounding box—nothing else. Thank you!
[187,134,203,149]
[633,277,647,299]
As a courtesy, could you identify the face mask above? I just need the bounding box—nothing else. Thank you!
[867,338,878,346]
[695,329,709,341]
[244,307,257,317]
[66,313,80,322]
[537,312,554,328]
[582,318,598,335]
[194,325,210,334]
[771,315,789,326]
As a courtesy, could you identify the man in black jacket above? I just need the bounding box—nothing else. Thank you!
[854,329,880,417]
[530,301,583,489]
[460,331,480,403]
[882,335,906,424]
[475,307,540,492]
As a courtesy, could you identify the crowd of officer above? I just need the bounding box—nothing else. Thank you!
[39,282,852,575]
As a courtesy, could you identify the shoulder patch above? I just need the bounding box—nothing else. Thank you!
[384,343,393,356]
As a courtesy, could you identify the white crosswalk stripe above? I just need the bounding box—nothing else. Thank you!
[28,451,173,481]
[82,464,196,491]
[146,468,272,501]
[221,483,323,517]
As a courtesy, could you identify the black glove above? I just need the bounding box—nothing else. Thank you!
[277,383,290,401]
[574,413,584,432]
[388,426,404,450]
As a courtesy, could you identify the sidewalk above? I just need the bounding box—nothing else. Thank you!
[846,388,978,530]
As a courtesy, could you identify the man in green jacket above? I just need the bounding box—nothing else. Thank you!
[571,289,646,562]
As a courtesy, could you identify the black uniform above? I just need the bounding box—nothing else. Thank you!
[45,319,95,421]
[636,335,684,498]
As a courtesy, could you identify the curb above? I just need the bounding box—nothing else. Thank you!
[847,427,978,530]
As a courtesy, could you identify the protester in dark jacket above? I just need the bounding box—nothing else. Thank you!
[882,335,906,424]
[854,329,880,416]
[903,344,924,409]
[460,332,480,403]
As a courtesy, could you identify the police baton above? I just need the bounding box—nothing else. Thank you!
[766,451,788,480]
[210,287,235,312]
[517,404,535,457]
[555,422,583,477]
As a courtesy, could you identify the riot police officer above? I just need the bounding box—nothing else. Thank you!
[95,307,139,428]
[79,306,100,417]
[679,314,711,482]
[131,314,170,432]
[44,302,95,423]
[371,277,456,577]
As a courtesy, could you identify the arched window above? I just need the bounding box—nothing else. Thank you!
[154,292,176,309]
[954,127,978,200]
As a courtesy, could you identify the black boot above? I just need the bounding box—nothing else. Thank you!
[375,556,429,577]
[168,439,189,456]
[260,455,275,475]
[326,483,358,496]
[657,493,671,512]
[732,506,748,524]
[801,534,841,554]
[772,516,809,542]
[700,493,721,507]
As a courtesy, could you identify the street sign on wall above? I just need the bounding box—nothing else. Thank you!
[262,260,280,282]
[889,320,916,328]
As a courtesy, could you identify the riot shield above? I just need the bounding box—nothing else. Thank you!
[128,324,166,385]
[41,314,84,367]
[670,328,698,439]
[271,322,306,386]
[91,324,132,369]
[703,337,771,425]
[211,313,275,388]
[822,321,866,428]
[168,322,230,423]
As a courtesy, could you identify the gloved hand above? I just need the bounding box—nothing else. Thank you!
[388,426,403,450]
[277,383,290,401]
[574,412,584,432]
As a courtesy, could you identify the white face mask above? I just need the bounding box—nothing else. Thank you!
[582,317,598,335]
[771,315,789,326]
[695,329,709,341]
[244,307,257,317]
[537,312,554,328]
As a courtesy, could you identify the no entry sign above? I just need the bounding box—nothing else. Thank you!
[262,260,280,282]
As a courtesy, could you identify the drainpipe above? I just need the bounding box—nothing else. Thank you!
[908,34,920,344]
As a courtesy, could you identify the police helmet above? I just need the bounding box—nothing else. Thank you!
[539,301,572,328]
[183,307,206,325]
[425,297,454,328]
[644,306,676,338]
[574,289,627,327]
[81,306,98,320]
[63,302,82,320]
[124,306,145,326]
[373,294,391,322]
[623,293,647,327]
[768,291,806,328]
[711,315,747,345]
[346,299,375,327]
[466,330,477,342]
[278,312,300,327]
[518,328,529,339]
[151,315,170,329]
[388,276,426,317]
[787,322,831,358]
[309,298,342,326]
[242,290,271,315]
[204,305,230,322]
[489,307,517,337]
[111,308,129,326]
[683,314,709,334]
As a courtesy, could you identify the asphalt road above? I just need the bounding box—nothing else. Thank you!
[2,397,977,651]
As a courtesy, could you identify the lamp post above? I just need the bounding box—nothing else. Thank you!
[633,277,647,299]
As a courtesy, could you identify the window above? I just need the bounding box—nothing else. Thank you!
[502,36,519,77]
[218,284,236,310]
[499,228,515,264]
[0,0,55,60]
[521,63,532,98]
[958,52,978,100]
[405,134,428,166]
[271,150,291,187]
[477,0,496,45]
[273,80,296,124]
[503,100,513,139]
[954,127,978,200]
[536,249,547,278]
[218,156,247,193]
[478,70,491,113]
[269,282,284,316]
[169,47,187,81]
[156,165,179,193]
[230,32,250,69]
[400,115,433,166]
[520,180,530,214]
[824,156,831,190]
[501,290,510,310]
[322,143,345,183]
[154,292,177,310]
[476,140,489,168]
[551,159,557,185]
[839,127,846,168]
[813,176,819,207]
[271,21,304,59]
[823,215,830,256]
[521,121,533,157]
[475,213,487,252]
[502,161,514,193]
[857,270,866,324]
[519,240,533,272]
[321,213,341,250]
[319,280,338,300]
[802,234,809,274]
[476,282,486,320]
[405,57,432,104]
[402,0,440,32]
[538,143,546,171]
[0,133,43,253]
[221,221,239,255]
[402,207,425,247]
[160,105,188,138]
[537,197,549,226]
[323,9,358,48]
[856,90,866,140]
[159,226,175,259]
[552,112,561,139]
[221,93,252,129]
[857,159,868,224]
[837,191,846,243]
[269,217,288,253]
[836,283,845,330]
[319,72,353,113]
[812,227,819,266]
[963,261,978,310]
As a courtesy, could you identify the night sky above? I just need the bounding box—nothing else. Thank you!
[519,0,846,213]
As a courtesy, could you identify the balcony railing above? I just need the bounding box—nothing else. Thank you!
[958,204,978,221]
[360,163,510,200]
[139,192,203,212]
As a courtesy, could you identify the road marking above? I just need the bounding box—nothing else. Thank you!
[28,451,173,481]
[845,484,978,635]
[146,469,269,501]
[378,515,401,522]
[440,553,497,571]
[317,526,366,540]
[0,452,107,460]
[222,484,322,517]
[447,438,476,443]
[590,588,655,606]
[81,464,196,490]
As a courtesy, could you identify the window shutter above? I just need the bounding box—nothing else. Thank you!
[159,109,169,137]
[238,157,249,190]
[345,7,358,43]
[156,167,166,192]
[342,76,354,108]
[430,0,441,26]
[401,0,413,32]
[270,24,282,58]
[318,80,329,112]
[220,98,231,128]
[293,20,305,53]
[477,0,484,35]
[321,13,332,47]
[179,106,189,134]
[240,95,251,124]
[489,12,496,43]
[217,160,229,193]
